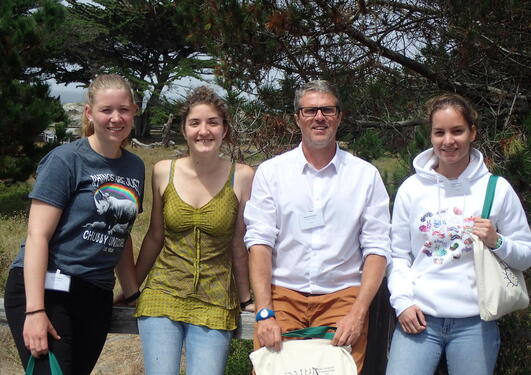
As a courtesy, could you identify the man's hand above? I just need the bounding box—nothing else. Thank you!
[398,305,426,334]
[256,318,282,351]
[332,308,366,347]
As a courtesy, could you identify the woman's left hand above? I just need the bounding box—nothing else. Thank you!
[244,303,255,312]
[472,217,499,248]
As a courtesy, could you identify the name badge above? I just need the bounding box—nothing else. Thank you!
[45,270,71,292]
[300,208,325,231]
[444,179,470,197]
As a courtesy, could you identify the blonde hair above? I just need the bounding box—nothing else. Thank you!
[81,74,136,137]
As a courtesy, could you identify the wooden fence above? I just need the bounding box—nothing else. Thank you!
[0,283,395,374]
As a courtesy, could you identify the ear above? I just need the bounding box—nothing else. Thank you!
[222,124,228,139]
[84,104,93,122]
[294,113,302,129]
[471,124,477,142]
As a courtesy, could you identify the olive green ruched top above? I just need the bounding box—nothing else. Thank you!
[136,160,240,330]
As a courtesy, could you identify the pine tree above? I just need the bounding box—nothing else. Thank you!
[0,0,66,181]
[60,0,215,139]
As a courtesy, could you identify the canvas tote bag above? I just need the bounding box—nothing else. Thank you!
[250,326,358,375]
[473,175,529,321]
[25,351,63,375]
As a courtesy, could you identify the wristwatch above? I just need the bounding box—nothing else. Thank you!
[490,235,503,250]
[256,308,275,322]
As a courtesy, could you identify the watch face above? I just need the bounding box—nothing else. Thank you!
[260,309,269,318]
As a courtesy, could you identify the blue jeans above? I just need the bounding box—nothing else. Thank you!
[138,316,233,375]
[386,315,500,375]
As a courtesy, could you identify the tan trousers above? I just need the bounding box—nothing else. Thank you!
[253,284,369,372]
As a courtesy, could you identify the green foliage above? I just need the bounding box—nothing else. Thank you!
[0,182,31,216]
[350,129,385,161]
[488,114,531,215]
[147,96,178,138]
[60,0,216,138]
[225,339,254,375]
[0,0,66,181]
[397,125,431,175]
[53,122,68,144]
[496,308,531,375]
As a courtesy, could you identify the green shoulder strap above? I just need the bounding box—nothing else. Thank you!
[481,175,499,219]
[26,351,63,375]
[282,326,337,340]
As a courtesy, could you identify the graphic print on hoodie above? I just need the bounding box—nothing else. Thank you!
[419,207,474,264]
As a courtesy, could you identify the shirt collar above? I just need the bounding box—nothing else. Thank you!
[295,143,341,174]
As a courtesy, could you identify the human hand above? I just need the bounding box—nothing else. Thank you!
[23,312,61,358]
[398,305,426,334]
[113,290,126,305]
[114,290,140,306]
[256,318,282,351]
[332,310,365,347]
[244,303,255,312]
[472,217,499,249]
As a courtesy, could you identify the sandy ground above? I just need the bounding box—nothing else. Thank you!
[0,327,146,375]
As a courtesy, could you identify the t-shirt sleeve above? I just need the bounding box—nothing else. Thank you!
[29,152,75,209]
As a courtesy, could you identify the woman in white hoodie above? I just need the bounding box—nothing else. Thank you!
[385,93,531,375]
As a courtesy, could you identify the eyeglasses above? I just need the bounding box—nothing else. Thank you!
[298,106,340,117]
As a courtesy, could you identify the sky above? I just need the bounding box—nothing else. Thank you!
[49,80,86,104]
[48,76,221,105]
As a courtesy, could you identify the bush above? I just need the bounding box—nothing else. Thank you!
[225,339,254,375]
[0,182,31,216]
[350,129,385,161]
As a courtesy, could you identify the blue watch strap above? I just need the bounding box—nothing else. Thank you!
[256,308,275,321]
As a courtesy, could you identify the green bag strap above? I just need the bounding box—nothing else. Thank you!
[481,175,499,219]
[25,351,63,375]
[282,326,337,340]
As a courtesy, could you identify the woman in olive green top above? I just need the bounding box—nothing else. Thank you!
[134,86,255,375]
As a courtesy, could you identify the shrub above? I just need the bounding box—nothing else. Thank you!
[225,339,254,375]
[0,182,31,216]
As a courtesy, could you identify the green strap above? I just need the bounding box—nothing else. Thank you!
[26,352,63,375]
[481,175,499,219]
[282,326,337,340]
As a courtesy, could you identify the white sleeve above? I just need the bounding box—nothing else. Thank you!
[243,165,279,249]
[491,178,531,271]
[359,169,391,264]
[387,184,416,316]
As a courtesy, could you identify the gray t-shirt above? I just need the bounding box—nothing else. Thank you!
[11,138,145,290]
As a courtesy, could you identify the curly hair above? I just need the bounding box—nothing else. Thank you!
[425,93,478,130]
[180,86,232,143]
[81,74,136,138]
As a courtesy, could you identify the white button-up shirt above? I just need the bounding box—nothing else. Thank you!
[244,144,391,294]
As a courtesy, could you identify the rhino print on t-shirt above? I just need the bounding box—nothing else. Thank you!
[83,181,140,248]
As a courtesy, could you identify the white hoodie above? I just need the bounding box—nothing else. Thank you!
[387,148,531,318]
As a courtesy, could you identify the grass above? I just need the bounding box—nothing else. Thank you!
[0,213,28,295]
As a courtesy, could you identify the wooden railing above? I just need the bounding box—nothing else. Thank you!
[0,298,255,340]
[0,283,395,374]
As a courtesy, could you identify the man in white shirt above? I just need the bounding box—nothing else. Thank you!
[244,80,391,371]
